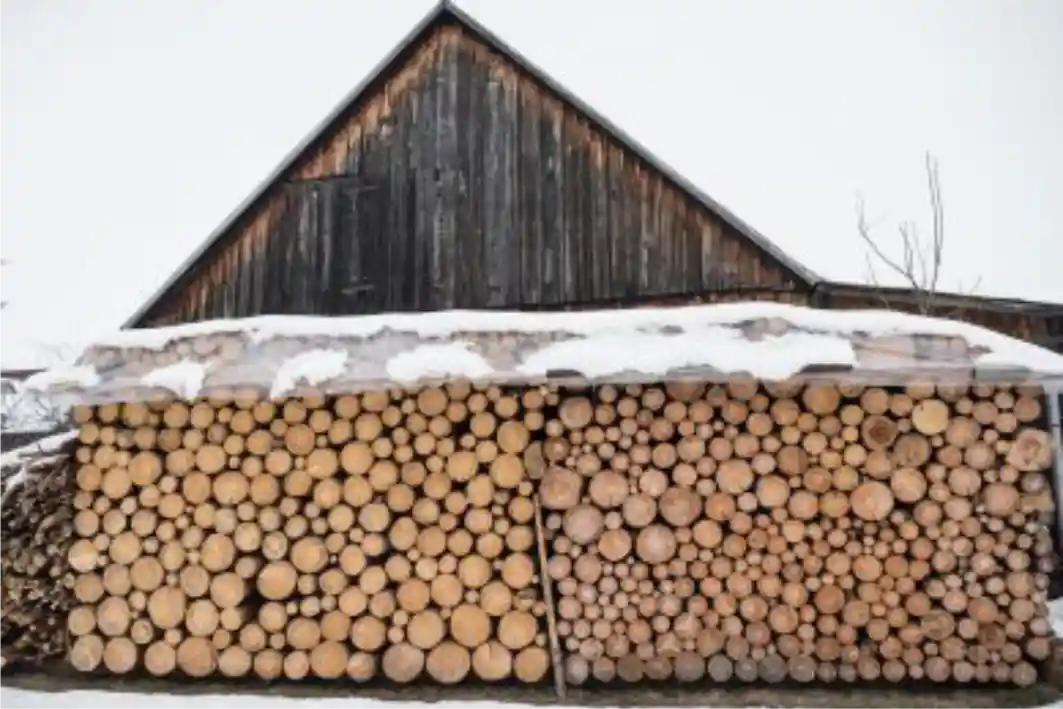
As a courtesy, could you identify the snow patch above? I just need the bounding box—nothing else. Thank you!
[142,360,207,401]
[518,329,858,382]
[23,303,1063,404]
[387,342,494,383]
[23,365,99,392]
[76,301,1063,367]
[270,349,349,399]
[1049,597,1063,637]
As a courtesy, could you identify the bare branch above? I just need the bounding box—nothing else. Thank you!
[923,152,945,312]
[856,198,922,291]
[855,152,973,317]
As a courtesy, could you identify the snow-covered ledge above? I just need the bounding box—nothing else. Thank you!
[23,302,1063,405]
[0,430,77,503]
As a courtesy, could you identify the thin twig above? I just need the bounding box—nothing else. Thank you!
[857,203,921,292]
[856,152,975,317]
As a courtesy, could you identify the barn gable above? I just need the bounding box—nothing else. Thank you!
[126,1,819,328]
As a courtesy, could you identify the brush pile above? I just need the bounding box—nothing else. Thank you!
[1,435,78,669]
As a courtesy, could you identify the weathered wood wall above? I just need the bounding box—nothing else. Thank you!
[817,287,1063,355]
[137,24,804,327]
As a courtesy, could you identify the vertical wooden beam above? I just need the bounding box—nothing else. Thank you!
[533,496,566,699]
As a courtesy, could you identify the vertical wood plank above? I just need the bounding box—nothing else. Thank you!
[468,42,488,308]
[341,128,363,314]
[335,187,357,314]
[638,166,652,294]
[623,159,641,298]
[483,60,505,307]
[281,186,299,313]
[502,71,521,307]
[316,180,333,310]
[561,114,580,302]
[436,29,459,309]
[453,38,474,308]
[650,176,664,295]
[197,282,208,320]
[389,87,410,311]
[606,146,626,299]
[359,121,383,312]
[658,184,674,296]
[415,54,437,312]
[321,182,342,314]
[389,108,403,310]
[736,230,756,287]
[235,236,248,317]
[681,201,700,293]
[589,136,610,301]
[316,182,334,312]
[519,81,542,305]
[572,120,591,302]
[247,223,262,315]
[223,247,236,318]
[699,213,718,290]
[722,225,742,289]
[296,183,313,313]
[309,181,322,312]
[540,97,564,305]
[259,204,277,315]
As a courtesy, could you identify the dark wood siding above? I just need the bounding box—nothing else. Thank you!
[140,24,802,326]
[512,286,1063,356]
[819,288,1063,354]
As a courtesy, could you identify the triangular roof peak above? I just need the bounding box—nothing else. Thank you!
[124,0,820,327]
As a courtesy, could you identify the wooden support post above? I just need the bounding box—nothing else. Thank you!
[533,496,566,700]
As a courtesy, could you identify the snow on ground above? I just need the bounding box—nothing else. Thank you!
[2,689,1062,709]
[23,302,1063,404]
[1050,597,1063,637]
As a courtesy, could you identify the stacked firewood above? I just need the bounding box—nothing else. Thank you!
[540,380,1057,686]
[2,442,78,669]
[65,385,550,683]
[41,372,1063,687]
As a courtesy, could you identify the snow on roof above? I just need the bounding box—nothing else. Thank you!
[23,302,1063,404]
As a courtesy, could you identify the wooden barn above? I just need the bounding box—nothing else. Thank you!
[123,1,1063,353]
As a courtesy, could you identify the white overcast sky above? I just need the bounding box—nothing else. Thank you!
[2,0,1062,368]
